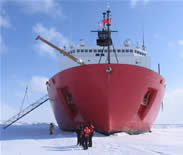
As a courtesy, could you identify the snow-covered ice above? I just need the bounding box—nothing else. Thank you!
[1,123,183,155]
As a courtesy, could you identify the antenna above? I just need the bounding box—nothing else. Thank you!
[103,12,106,29]
[142,23,145,50]
[19,85,28,113]
[107,2,110,10]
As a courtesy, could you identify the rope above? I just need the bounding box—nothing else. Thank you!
[112,44,119,64]
[98,46,105,64]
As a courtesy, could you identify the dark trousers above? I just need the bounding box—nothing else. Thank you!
[77,134,80,145]
[84,136,89,150]
[81,135,85,147]
[88,132,93,147]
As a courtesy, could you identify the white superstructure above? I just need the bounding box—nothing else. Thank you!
[68,40,151,69]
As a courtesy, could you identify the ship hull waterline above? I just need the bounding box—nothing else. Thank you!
[47,64,165,135]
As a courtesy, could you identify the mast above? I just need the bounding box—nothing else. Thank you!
[103,12,106,30]
[107,7,111,64]
[91,6,117,64]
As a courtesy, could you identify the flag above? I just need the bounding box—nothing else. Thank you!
[96,22,102,26]
[102,18,112,24]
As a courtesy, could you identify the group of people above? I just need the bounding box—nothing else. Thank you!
[49,122,95,150]
[76,122,94,150]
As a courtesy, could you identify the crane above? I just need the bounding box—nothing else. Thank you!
[35,35,85,65]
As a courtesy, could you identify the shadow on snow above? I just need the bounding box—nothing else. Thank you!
[0,123,105,141]
[42,145,83,152]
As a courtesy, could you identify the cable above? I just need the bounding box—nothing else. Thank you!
[19,85,28,113]
[112,44,119,64]
[98,46,105,64]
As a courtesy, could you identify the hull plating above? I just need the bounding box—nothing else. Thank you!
[47,64,165,134]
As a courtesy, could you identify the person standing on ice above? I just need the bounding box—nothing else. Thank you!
[88,122,94,147]
[80,126,85,148]
[83,125,91,150]
[49,123,54,135]
[76,124,82,145]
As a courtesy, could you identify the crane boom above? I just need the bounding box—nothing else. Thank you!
[35,35,85,65]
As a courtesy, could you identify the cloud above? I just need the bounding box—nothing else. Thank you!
[0,35,8,53]
[29,76,48,94]
[156,88,183,124]
[16,75,48,97]
[167,41,175,48]
[5,0,63,17]
[164,88,183,105]
[178,40,183,46]
[130,0,138,8]
[177,40,183,58]
[167,40,183,58]
[0,15,11,29]
[0,75,53,123]
[0,10,11,54]
[0,103,18,122]
[0,102,56,123]
[33,23,70,58]
[130,0,150,8]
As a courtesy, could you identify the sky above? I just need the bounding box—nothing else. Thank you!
[0,0,183,124]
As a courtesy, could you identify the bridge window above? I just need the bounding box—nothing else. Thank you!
[89,49,92,52]
[85,49,88,52]
[126,49,129,53]
[122,49,125,53]
[81,49,84,52]
[130,49,133,53]
[77,49,80,53]
[113,49,116,52]
[105,49,108,53]
[136,50,139,54]
[117,49,121,52]
[94,49,97,53]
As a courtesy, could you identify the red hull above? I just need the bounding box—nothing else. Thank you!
[47,64,165,134]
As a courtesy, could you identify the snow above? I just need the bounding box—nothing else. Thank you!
[1,123,183,155]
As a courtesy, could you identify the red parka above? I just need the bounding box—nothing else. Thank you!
[84,127,91,137]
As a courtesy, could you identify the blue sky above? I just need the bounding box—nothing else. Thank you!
[0,0,183,124]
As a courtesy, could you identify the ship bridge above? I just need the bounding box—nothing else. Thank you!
[67,40,150,69]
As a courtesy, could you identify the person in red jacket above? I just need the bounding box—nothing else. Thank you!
[88,122,94,147]
[83,126,91,150]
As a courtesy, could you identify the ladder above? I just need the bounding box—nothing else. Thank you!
[3,94,49,129]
